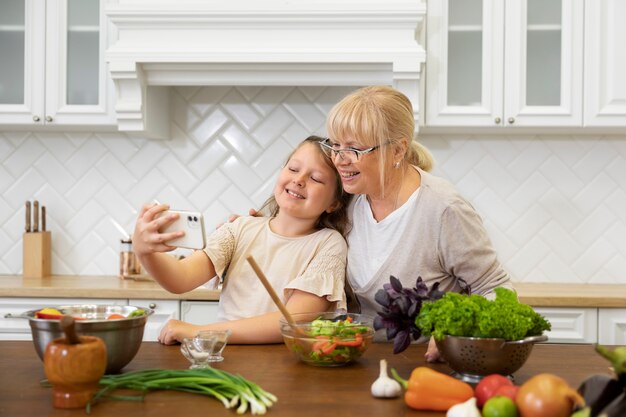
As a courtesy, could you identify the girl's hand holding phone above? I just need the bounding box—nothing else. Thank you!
[132,202,179,255]
[133,202,206,255]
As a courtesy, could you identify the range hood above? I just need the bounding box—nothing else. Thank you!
[105,0,426,139]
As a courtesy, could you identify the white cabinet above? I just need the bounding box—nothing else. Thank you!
[0,0,116,128]
[534,307,598,343]
[424,0,583,128]
[584,0,626,126]
[598,309,626,345]
[129,299,179,342]
[180,301,220,326]
[0,297,124,341]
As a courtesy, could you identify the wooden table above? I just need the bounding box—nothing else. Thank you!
[0,341,612,417]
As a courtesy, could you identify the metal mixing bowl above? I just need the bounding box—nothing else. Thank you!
[435,334,548,383]
[25,304,153,374]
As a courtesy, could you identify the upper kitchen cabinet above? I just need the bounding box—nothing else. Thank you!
[0,0,116,129]
[423,0,583,129]
[584,0,626,127]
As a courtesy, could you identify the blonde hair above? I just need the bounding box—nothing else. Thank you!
[259,136,352,237]
[326,86,434,174]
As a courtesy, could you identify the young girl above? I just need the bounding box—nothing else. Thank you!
[132,136,351,345]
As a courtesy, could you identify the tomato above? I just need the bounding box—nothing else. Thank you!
[483,396,518,417]
[106,313,126,320]
[494,384,519,401]
[475,374,515,407]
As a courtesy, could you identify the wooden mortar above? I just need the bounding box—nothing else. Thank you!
[43,315,107,408]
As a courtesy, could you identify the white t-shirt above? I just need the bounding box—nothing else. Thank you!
[347,188,421,289]
[203,216,347,321]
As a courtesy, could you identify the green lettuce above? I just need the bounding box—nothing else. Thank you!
[416,287,551,341]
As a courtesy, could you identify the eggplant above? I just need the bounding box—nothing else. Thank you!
[598,392,626,417]
[577,374,624,417]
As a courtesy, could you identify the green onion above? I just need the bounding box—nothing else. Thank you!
[87,368,277,415]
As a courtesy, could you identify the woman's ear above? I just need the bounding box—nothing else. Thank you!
[394,137,409,161]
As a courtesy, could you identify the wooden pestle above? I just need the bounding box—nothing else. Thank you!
[59,315,81,344]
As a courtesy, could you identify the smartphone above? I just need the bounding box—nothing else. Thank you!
[157,210,206,250]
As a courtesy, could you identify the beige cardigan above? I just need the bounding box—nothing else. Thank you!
[346,167,514,324]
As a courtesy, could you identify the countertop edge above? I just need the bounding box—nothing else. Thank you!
[1,276,625,307]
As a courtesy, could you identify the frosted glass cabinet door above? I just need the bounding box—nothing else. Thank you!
[0,0,45,124]
[0,0,26,105]
[425,0,504,126]
[0,0,116,127]
[424,0,583,128]
[504,0,583,126]
[45,0,116,125]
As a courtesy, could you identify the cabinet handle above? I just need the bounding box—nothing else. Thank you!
[494,117,501,124]
[508,117,515,124]
[33,115,41,122]
[45,116,53,122]
[149,303,157,309]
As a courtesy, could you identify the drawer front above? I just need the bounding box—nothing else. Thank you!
[533,307,598,343]
[180,301,220,325]
[130,299,180,342]
[0,298,124,341]
[598,308,626,345]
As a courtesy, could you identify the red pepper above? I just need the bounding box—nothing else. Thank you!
[334,333,363,347]
[321,342,337,355]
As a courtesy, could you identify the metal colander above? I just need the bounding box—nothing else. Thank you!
[435,334,548,383]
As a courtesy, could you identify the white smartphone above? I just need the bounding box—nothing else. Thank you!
[157,210,206,250]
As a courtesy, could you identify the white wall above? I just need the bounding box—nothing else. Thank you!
[1,86,625,284]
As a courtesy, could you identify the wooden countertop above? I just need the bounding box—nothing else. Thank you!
[1,275,625,307]
[0,275,220,301]
[513,282,626,308]
[0,341,613,417]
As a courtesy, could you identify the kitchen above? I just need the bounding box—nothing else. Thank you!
[1,0,626,415]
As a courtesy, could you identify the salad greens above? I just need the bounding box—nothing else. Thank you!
[416,287,551,341]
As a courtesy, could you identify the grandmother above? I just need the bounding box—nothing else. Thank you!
[322,85,514,361]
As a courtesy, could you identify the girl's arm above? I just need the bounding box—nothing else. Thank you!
[158,289,331,344]
[133,203,216,293]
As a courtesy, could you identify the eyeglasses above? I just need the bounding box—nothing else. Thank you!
[318,138,388,163]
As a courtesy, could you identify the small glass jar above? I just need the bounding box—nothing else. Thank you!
[119,239,141,278]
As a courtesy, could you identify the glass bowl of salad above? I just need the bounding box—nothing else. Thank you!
[279,312,375,367]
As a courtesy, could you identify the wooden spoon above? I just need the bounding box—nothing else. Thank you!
[246,255,303,334]
[59,315,81,345]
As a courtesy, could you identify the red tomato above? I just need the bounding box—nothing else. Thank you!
[106,313,126,320]
[475,374,515,408]
[494,384,520,401]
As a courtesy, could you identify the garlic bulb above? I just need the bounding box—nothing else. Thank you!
[446,397,481,417]
[371,359,402,398]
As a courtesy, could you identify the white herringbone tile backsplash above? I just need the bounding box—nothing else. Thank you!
[1,86,625,284]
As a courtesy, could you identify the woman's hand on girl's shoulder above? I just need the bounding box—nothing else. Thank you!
[216,208,261,229]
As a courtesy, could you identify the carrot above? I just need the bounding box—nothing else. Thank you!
[391,367,473,412]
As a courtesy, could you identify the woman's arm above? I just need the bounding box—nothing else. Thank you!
[158,289,331,344]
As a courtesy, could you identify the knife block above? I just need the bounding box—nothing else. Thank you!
[23,231,51,278]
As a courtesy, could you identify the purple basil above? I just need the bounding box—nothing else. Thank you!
[374,275,470,354]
